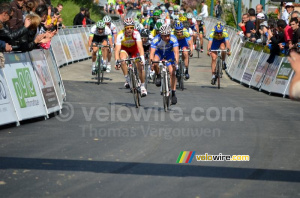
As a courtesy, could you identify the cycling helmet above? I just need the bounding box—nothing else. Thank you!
[161,6,166,10]
[141,29,150,37]
[160,24,171,35]
[154,22,163,30]
[103,15,111,23]
[153,10,160,17]
[173,15,179,21]
[96,20,105,29]
[195,15,202,21]
[179,16,187,22]
[160,12,166,19]
[186,13,193,19]
[123,17,134,26]
[134,22,142,31]
[174,21,183,30]
[214,22,224,33]
[168,7,173,11]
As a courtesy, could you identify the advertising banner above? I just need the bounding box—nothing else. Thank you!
[241,44,264,85]
[50,34,67,67]
[226,36,240,70]
[284,71,295,97]
[81,28,92,56]
[3,53,47,120]
[231,42,254,81]
[270,58,295,95]
[58,29,72,63]
[43,50,65,104]
[0,69,18,125]
[71,28,88,59]
[250,47,270,88]
[227,41,243,76]
[63,28,78,61]
[29,50,60,114]
[260,55,284,92]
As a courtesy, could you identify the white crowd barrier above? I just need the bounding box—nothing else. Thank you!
[204,17,294,98]
[0,19,122,127]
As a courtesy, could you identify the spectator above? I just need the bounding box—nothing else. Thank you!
[0,40,12,52]
[84,10,95,26]
[73,7,85,26]
[289,18,300,51]
[7,0,25,31]
[288,52,300,100]
[291,11,300,23]
[215,1,222,19]
[0,3,31,47]
[199,0,208,18]
[251,13,266,43]
[256,4,267,20]
[15,13,45,52]
[259,21,268,45]
[248,8,256,23]
[282,2,294,25]
[237,14,249,36]
[244,13,255,40]
[56,3,63,13]
[277,19,293,53]
[164,0,170,10]
[24,0,38,15]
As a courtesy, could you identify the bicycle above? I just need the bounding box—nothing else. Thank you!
[91,43,110,85]
[177,48,190,91]
[152,60,171,112]
[118,57,142,108]
[211,49,227,89]
[194,32,201,58]
[144,51,150,89]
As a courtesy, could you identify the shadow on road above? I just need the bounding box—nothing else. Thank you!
[0,157,299,183]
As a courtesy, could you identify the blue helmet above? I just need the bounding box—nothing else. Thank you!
[214,22,224,33]
[174,21,183,30]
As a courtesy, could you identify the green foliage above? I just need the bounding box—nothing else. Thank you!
[51,0,103,26]
[268,12,278,20]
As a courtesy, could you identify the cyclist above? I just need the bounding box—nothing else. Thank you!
[150,19,163,37]
[134,21,144,33]
[115,18,147,97]
[88,20,113,75]
[144,10,160,31]
[150,24,179,105]
[140,28,154,80]
[195,15,206,52]
[172,21,193,79]
[207,23,231,85]
[103,15,117,72]
[186,13,199,49]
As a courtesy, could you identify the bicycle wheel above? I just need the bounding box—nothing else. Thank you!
[196,39,200,58]
[166,71,171,109]
[97,55,102,85]
[129,69,139,108]
[217,58,221,89]
[162,71,168,112]
[144,60,148,89]
[180,61,184,91]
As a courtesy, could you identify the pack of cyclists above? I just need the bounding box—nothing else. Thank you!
[88,7,231,105]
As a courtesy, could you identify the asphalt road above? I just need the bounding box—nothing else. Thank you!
[0,40,300,198]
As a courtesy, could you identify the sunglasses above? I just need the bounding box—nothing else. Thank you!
[125,26,134,30]
[97,28,104,31]
[176,30,183,33]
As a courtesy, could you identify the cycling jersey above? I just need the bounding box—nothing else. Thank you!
[109,23,117,34]
[171,28,191,41]
[144,18,156,31]
[198,21,205,29]
[116,29,142,57]
[151,34,179,66]
[90,25,112,37]
[189,18,197,31]
[209,28,229,41]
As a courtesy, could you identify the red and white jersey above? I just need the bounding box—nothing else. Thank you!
[116,30,141,48]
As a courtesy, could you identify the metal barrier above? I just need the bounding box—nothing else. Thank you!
[203,17,294,98]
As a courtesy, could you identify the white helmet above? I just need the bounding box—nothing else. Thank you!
[160,24,171,35]
[123,17,134,26]
[187,13,193,19]
[168,7,173,11]
[103,15,112,23]
[196,15,202,21]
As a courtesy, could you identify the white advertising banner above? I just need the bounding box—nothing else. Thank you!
[43,50,65,104]
[0,69,18,125]
[260,55,284,92]
[250,50,270,88]
[270,58,295,95]
[72,28,88,59]
[231,42,254,81]
[58,29,73,63]
[3,53,47,120]
[63,28,78,61]
[241,44,264,85]
[50,34,67,67]
[80,28,92,57]
[29,50,60,114]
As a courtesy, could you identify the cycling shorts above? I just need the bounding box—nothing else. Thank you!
[92,35,108,44]
[120,45,139,58]
[154,50,175,67]
[211,38,225,50]
[178,39,189,49]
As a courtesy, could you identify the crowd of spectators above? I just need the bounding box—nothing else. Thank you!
[73,7,95,26]
[0,0,65,68]
[237,2,300,61]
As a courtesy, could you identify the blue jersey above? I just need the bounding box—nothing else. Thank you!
[151,34,179,53]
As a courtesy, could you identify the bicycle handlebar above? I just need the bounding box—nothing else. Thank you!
[151,60,169,64]
[117,57,141,64]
